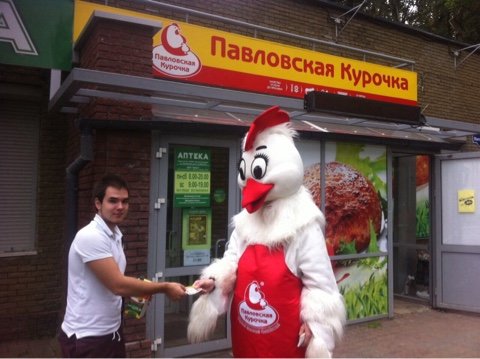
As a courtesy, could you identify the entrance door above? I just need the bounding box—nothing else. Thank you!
[149,134,240,358]
[392,154,431,302]
[434,152,480,313]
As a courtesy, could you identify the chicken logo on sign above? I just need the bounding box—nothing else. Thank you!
[237,281,280,334]
[153,22,202,78]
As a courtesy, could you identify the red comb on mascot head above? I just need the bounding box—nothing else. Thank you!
[188,106,346,358]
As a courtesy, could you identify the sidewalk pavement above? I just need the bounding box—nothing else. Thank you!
[1,298,479,358]
[334,299,480,358]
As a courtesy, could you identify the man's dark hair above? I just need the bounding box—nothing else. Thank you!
[93,174,130,203]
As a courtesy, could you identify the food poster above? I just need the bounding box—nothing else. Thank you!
[416,156,430,237]
[299,140,388,320]
[182,208,212,266]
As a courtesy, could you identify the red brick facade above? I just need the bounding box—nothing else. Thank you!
[0,65,67,341]
[69,19,155,357]
[1,1,479,357]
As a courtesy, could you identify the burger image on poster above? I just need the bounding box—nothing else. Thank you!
[299,142,387,255]
[299,142,388,319]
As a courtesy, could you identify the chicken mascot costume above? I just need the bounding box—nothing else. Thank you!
[188,106,346,358]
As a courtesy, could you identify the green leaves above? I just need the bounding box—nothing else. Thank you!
[333,0,480,44]
[340,266,388,320]
[416,200,430,238]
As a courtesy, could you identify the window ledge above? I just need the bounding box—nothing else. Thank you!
[0,251,38,258]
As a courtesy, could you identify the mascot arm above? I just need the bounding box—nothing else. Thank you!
[200,230,241,295]
[287,221,346,358]
[188,230,241,344]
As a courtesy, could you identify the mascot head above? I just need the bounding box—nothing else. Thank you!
[238,106,304,213]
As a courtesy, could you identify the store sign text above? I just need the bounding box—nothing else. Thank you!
[211,36,409,92]
[73,1,418,105]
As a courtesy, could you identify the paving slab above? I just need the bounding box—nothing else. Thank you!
[1,299,479,358]
[334,300,480,358]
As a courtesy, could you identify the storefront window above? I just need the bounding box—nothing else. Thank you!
[299,140,388,320]
[166,145,230,268]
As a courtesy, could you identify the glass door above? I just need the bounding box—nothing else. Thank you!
[434,152,480,313]
[149,134,240,358]
[392,154,431,302]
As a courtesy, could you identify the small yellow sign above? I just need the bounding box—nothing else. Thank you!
[458,190,475,213]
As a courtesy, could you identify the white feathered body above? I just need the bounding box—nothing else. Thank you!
[188,109,346,358]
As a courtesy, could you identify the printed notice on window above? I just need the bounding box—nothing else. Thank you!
[458,189,475,213]
[174,148,211,207]
[182,208,212,266]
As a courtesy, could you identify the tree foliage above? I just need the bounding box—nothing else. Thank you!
[331,0,480,44]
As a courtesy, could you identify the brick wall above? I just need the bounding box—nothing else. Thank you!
[0,65,68,341]
[78,19,153,121]
[67,17,154,358]
[2,0,480,352]
[95,0,480,127]
[70,129,152,357]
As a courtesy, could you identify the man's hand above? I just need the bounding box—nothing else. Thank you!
[164,282,187,301]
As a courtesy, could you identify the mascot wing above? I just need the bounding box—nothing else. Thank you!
[187,251,238,343]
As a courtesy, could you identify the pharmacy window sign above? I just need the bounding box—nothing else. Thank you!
[174,148,211,207]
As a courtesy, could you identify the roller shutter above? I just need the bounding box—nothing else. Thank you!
[0,100,39,253]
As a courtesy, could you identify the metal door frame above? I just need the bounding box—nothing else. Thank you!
[388,149,436,312]
[433,151,480,313]
[389,152,431,297]
[147,132,241,357]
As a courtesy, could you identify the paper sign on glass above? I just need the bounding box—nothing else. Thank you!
[458,189,475,213]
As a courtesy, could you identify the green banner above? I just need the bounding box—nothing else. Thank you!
[0,0,73,70]
[174,148,211,207]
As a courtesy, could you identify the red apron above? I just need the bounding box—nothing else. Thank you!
[231,244,306,358]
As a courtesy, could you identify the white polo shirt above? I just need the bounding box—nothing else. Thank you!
[61,214,127,339]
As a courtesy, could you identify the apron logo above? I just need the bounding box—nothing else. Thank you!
[237,281,280,334]
[153,22,202,78]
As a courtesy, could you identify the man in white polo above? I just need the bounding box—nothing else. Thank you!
[59,174,186,357]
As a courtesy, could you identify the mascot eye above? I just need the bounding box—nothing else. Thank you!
[251,154,268,180]
[238,158,246,181]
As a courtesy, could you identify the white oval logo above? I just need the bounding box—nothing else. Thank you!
[153,23,202,78]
